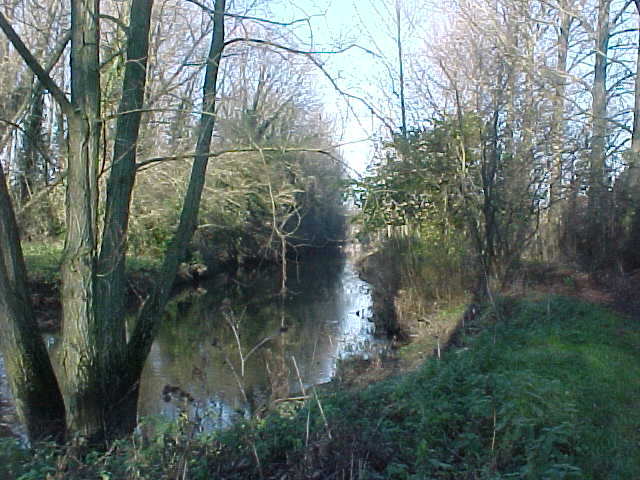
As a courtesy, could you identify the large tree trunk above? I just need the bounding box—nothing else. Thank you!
[58,0,103,441]
[83,0,226,439]
[0,165,66,441]
[0,0,227,444]
[0,14,76,443]
[94,0,154,437]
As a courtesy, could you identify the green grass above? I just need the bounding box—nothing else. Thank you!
[3,295,640,479]
[21,241,161,286]
[22,241,63,285]
[477,296,640,478]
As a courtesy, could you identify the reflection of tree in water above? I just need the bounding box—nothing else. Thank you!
[264,334,290,405]
[138,255,378,424]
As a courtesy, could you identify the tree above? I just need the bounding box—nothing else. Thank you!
[0,0,226,443]
[587,0,611,263]
[0,162,65,441]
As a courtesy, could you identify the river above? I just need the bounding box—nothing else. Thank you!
[0,253,384,435]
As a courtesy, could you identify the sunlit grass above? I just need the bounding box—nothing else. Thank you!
[22,241,63,284]
[21,240,161,286]
[483,297,640,478]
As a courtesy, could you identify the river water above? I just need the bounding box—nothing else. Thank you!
[0,253,383,434]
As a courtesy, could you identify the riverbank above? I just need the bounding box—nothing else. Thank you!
[6,243,640,478]
[22,242,203,331]
[3,292,640,478]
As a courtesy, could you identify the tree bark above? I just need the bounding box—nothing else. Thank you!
[0,165,65,441]
[546,0,572,261]
[0,0,228,444]
[588,0,610,263]
[59,0,103,441]
[95,0,154,436]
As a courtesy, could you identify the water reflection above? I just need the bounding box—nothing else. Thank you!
[138,255,382,427]
[0,254,382,433]
[0,356,19,437]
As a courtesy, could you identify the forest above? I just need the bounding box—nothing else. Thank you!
[1,0,640,478]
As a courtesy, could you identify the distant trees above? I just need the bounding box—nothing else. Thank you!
[358,0,640,291]
[128,25,346,265]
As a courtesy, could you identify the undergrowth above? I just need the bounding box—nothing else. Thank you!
[22,241,161,287]
[2,295,639,479]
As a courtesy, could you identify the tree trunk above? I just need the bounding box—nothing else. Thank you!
[59,0,103,441]
[0,0,228,444]
[0,165,66,441]
[547,0,572,260]
[550,1,571,205]
[94,0,154,437]
[127,0,227,383]
[0,14,76,443]
[588,0,610,263]
[18,85,45,204]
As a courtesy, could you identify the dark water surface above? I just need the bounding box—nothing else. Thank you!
[0,254,383,434]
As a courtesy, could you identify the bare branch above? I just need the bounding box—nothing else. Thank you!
[0,28,70,153]
[224,37,395,134]
[0,118,57,170]
[186,0,323,27]
[0,13,74,117]
[136,146,339,170]
[100,14,129,33]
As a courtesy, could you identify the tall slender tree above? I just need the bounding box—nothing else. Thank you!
[588,0,611,262]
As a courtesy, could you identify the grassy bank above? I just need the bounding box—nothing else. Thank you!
[22,242,162,284]
[3,294,639,479]
[21,242,163,330]
[358,235,470,341]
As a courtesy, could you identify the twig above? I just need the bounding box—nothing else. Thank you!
[272,395,309,403]
[313,389,332,439]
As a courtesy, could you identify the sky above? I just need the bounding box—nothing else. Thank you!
[247,0,432,176]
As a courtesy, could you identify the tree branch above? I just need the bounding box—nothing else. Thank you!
[0,13,74,117]
[224,37,395,134]
[100,14,129,33]
[0,28,70,154]
[186,0,323,27]
[0,118,57,170]
[136,146,340,170]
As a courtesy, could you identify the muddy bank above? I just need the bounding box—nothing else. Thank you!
[356,248,469,366]
[357,250,405,339]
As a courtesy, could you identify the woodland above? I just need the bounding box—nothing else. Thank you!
[1,0,640,478]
